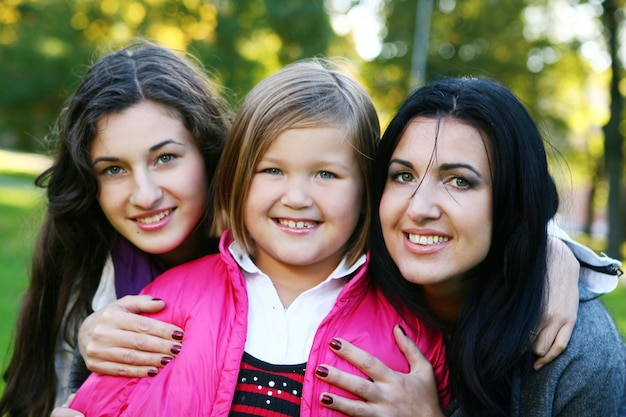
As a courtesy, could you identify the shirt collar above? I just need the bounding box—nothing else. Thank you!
[228,241,366,281]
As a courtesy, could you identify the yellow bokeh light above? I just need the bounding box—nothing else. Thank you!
[124,2,146,28]
[0,4,20,25]
[71,12,89,30]
[111,22,133,39]
[238,31,282,72]
[100,0,119,16]
[183,0,200,9]
[148,24,187,51]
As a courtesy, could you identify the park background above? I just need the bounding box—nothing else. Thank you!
[1,0,625,394]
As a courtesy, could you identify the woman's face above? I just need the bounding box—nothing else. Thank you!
[91,100,208,266]
[379,116,493,295]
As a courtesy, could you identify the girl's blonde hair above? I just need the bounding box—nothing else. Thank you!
[214,58,379,264]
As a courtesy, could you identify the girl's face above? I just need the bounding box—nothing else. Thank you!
[379,117,493,296]
[91,100,208,266]
[244,127,363,283]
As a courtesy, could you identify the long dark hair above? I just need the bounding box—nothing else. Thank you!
[370,77,559,416]
[0,40,230,416]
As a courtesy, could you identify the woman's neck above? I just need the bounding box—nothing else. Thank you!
[423,279,473,334]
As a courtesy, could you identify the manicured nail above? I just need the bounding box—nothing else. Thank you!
[329,338,342,351]
[171,344,182,355]
[320,394,333,405]
[152,298,163,302]
[161,356,173,366]
[147,369,158,377]
[172,330,184,341]
[398,324,407,336]
[315,366,329,378]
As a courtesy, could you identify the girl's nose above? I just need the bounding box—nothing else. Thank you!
[129,172,164,209]
[280,178,313,209]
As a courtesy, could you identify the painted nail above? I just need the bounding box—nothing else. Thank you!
[315,366,329,378]
[398,324,407,336]
[320,394,333,405]
[329,338,342,351]
[147,369,158,377]
[171,344,182,355]
[151,298,163,302]
[161,356,173,366]
[172,330,184,341]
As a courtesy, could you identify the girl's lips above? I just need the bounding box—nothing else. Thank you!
[133,209,174,231]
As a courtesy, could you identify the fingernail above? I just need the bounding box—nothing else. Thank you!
[329,338,342,351]
[152,298,163,302]
[534,363,543,371]
[320,394,333,405]
[315,366,329,378]
[398,324,407,336]
[171,344,182,355]
[147,369,158,377]
[172,330,184,341]
[161,356,173,366]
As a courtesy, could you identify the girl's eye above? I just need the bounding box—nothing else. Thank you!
[103,166,124,176]
[262,167,282,175]
[391,171,415,184]
[157,154,176,164]
[318,170,336,179]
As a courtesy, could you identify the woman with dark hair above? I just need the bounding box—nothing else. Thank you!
[0,40,231,417]
[315,77,625,416]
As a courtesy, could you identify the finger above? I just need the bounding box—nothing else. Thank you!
[115,294,167,314]
[392,325,429,373]
[315,363,377,401]
[318,392,372,417]
[100,300,183,340]
[84,357,163,378]
[531,323,555,358]
[533,322,573,370]
[84,331,182,368]
[89,319,183,353]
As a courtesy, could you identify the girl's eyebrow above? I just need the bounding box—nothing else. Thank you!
[149,139,184,152]
[92,139,184,165]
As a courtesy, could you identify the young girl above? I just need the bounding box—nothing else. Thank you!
[315,77,625,416]
[0,41,230,417]
[67,59,451,416]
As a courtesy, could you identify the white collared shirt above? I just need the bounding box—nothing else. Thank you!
[229,242,366,365]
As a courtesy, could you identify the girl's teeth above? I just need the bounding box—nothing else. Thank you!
[408,234,449,245]
[136,210,171,224]
[279,219,316,229]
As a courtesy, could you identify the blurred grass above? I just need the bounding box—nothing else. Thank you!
[0,149,624,398]
[0,160,46,395]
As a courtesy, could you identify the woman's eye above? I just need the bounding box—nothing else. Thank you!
[391,171,414,183]
[450,177,470,188]
[157,154,176,164]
